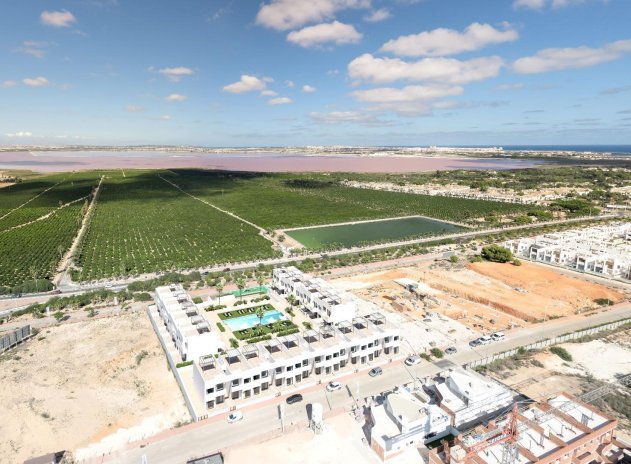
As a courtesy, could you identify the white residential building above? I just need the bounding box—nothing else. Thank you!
[428,368,514,428]
[154,284,225,361]
[504,222,631,280]
[192,312,400,410]
[272,266,359,323]
[370,384,453,462]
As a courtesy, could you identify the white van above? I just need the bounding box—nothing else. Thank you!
[492,332,505,341]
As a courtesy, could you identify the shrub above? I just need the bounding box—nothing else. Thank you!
[469,255,483,263]
[531,359,544,368]
[594,298,614,306]
[302,321,312,329]
[135,350,149,365]
[230,338,239,348]
[481,245,513,263]
[176,360,193,368]
[512,258,522,266]
[420,353,431,361]
[216,322,225,332]
[550,346,573,361]
[134,292,152,302]
[449,255,459,263]
[430,348,444,359]
[192,296,203,304]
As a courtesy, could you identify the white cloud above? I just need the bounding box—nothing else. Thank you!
[348,53,504,84]
[5,132,33,138]
[41,10,76,27]
[1,80,17,88]
[380,23,518,57]
[287,21,362,48]
[158,67,194,82]
[285,80,295,88]
[302,84,317,93]
[364,8,391,22]
[125,105,144,112]
[495,83,524,90]
[309,111,393,126]
[22,76,49,87]
[13,41,50,58]
[513,0,608,10]
[165,93,187,102]
[351,84,464,103]
[223,75,269,93]
[159,115,171,121]
[268,97,293,105]
[513,0,546,9]
[260,90,278,97]
[513,39,631,74]
[256,0,371,31]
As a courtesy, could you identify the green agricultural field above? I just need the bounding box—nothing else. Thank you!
[162,170,533,229]
[0,172,101,287]
[74,171,278,281]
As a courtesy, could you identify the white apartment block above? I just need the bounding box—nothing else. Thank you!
[192,312,400,409]
[272,266,359,324]
[426,368,514,428]
[370,384,453,462]
[504,222,631,280]
[154,284,225,361]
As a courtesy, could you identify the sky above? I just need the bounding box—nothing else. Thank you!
[1,0,631,147]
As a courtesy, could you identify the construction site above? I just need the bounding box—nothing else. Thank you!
[332,258,626,335]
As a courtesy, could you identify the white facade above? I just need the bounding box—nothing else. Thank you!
[429,368,514,428]
[154,284,225,361]
[370,385,452,461]
[504,222,631,280]
[273,266,358,323]
[192,312,400,409]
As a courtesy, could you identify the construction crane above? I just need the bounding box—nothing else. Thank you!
[458,373,631,464]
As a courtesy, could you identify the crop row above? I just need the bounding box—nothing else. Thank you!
[74,171,279,281]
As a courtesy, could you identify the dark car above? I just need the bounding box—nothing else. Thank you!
[286,393,303,405]
[469,339,481,347]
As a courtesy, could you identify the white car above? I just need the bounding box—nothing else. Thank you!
[478,335,493,345]
[405,355,422,366]
[326,381,342,392]
[227,411,243,423]
[492,332,505,341]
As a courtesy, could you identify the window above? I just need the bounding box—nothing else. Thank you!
[253,375,260,381]
[340,349,345,355]
[302,359,308,366]
[216,383,224,391]
[262,370,269,378]
[295,363,301,369]
[231,379,240,387]
[287,366,293,371]
[315,356,322,362]
[275,367,283,374]
[326,355,331,361]
[394,336,399,341]
[361,345,367,351]
[244,378,251,384]
[206,387,214,394]
[333,352,338,358]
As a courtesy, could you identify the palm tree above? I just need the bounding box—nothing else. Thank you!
[256,272,265,290]
[215,279,224,305]
[255,306,266,330]
[235,276,246,302]
[287,294,296,307]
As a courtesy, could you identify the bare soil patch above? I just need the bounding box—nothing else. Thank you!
[0,311,188,463]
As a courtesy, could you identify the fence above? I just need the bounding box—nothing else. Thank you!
[0,325,32,353]
[146,307,202,422]
[465,318,631,369]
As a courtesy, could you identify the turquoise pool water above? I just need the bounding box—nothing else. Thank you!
[224,310,286,331]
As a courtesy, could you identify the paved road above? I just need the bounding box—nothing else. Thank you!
[100,303,630,464]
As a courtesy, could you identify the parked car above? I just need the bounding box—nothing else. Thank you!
[326,381,342,392]
[492,332,505,341]
[478,335,493,345]
[445,347,457,355]
[405,355,422,366]
[469,339,481,347]
[369,367,383,377]
[424,432,437,440]
[286,394,303,405]
[227,411,243,423]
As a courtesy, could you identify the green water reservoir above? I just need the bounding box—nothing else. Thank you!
[285,216,464,249]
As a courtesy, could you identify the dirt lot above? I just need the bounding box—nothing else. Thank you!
[0,311,188,463]
[482,326,631,431]
[334,260,626,333]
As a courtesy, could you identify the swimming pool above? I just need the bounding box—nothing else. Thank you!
[224,310,286,331]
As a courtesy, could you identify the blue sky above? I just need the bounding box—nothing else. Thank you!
[1,0,630,146]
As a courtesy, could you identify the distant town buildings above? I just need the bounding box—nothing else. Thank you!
[504,223,631,280]
[154,284,225,361]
